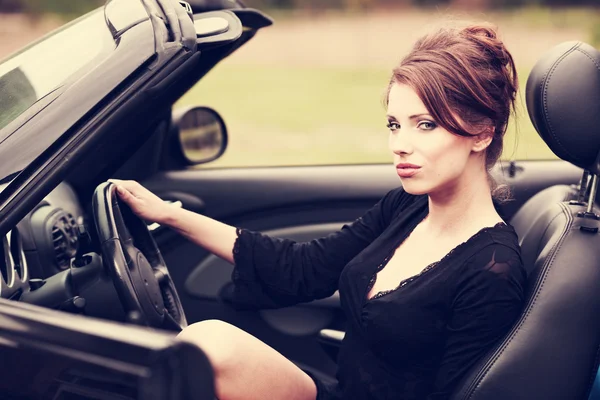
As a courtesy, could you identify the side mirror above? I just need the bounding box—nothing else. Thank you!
[173,106,228,165]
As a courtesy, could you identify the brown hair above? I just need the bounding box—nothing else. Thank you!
[385,22,518,202]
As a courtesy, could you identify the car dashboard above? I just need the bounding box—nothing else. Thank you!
[0,182,127,319]
[0,228,30,300]
[1,182,86,300]
[18,183,85,281]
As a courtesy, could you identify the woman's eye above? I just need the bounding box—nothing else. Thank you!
[386,122,400,131]
[417,121,437,131]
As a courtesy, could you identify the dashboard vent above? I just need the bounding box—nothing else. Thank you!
[51,212,78,270]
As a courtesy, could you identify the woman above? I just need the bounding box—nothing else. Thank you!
[111,21,526,400]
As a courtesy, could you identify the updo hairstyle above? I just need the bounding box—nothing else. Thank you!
[386,22,519,202]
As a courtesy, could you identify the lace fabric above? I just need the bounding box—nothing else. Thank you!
[366,222,508,302]
[230,227,244,282]
[233,227,243,256]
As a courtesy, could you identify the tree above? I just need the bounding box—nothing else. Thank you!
[0,0,103,16]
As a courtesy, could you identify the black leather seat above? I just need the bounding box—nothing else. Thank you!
[450,41,600,400]
[509,183,577,243]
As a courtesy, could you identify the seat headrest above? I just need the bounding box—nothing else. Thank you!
[526,41,600,174]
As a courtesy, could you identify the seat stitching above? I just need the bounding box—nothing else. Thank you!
[542,43,581,164]
[467,203,571,397]
[465,202,572,399]
[535,212,564,259]
[576,47,600,71]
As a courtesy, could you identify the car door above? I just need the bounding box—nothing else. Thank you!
[141,158,582,377]
[0,298,215,399]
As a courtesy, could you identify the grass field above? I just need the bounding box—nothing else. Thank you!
[175,8,598,168]
[177,64,557,167]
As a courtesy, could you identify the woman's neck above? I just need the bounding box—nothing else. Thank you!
[424,171,501,236]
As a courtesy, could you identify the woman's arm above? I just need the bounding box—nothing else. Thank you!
[110,179,414,309]
[109,179,239,263]
[427,244,526,399]
[163,207,238,263]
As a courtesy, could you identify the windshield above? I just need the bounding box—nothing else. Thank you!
[0,9,115,131]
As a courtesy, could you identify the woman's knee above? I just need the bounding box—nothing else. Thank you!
[178,320,318,400]
[177,319,240,373]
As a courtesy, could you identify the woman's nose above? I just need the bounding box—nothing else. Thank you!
[389,131,413,155]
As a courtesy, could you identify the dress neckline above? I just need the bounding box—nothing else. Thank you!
[364,216,508,303]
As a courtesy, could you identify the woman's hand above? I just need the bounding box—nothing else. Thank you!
[110,178,238,263]
[108,179,175,225]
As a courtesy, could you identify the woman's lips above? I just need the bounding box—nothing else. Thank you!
[396,166,421,178]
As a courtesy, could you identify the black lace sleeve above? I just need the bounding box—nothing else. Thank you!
[426,244,527,399]
[230,187,415,310]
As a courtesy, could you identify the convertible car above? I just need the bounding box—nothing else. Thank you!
[1,0,600,399]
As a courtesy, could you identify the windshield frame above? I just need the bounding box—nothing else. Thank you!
[0,1,157,198]
[0,9,116,135]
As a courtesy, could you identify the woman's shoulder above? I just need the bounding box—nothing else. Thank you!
[460,222,521,256]
[459,225,526,285]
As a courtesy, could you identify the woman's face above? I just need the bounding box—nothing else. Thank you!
[386,83,484,197]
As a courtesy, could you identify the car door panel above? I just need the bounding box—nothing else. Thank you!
[154,210,359,376]
[184,222,346,329]
[0,299,215,400]
[154,191,206,214]
[146,160,582,374]
[147,161,582,222]
[145,164,401,221]
[161,237,344,376]
[183,222,347,300]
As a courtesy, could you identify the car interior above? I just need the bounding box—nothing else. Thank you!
[0,2,600,399]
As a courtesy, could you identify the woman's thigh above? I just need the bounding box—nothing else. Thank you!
[177,319,318,400]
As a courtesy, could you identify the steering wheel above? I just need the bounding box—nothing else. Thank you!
[92,182,187,331]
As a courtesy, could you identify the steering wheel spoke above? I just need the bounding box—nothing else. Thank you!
[120,239,138,267]
[154,268,168,285]
[163,308,185,332]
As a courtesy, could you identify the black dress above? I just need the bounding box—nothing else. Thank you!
[231,188,526,400]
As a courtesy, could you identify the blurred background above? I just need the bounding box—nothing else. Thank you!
[1,0,599,167]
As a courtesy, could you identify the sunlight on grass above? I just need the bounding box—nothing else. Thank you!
[176,64,556,168]
[499,6,599,30]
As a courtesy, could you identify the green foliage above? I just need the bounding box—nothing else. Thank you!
[0,0,102,16]
[0,0,25,12]
[3,0,598,15]
[246,0,598,10]
[410,0,450,7]
[591,20,600,47]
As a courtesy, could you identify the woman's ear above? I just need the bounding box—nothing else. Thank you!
[472,128,494,153]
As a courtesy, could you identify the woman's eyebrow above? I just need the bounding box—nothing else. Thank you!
[386,113,432,120]
[409,113,432,119]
